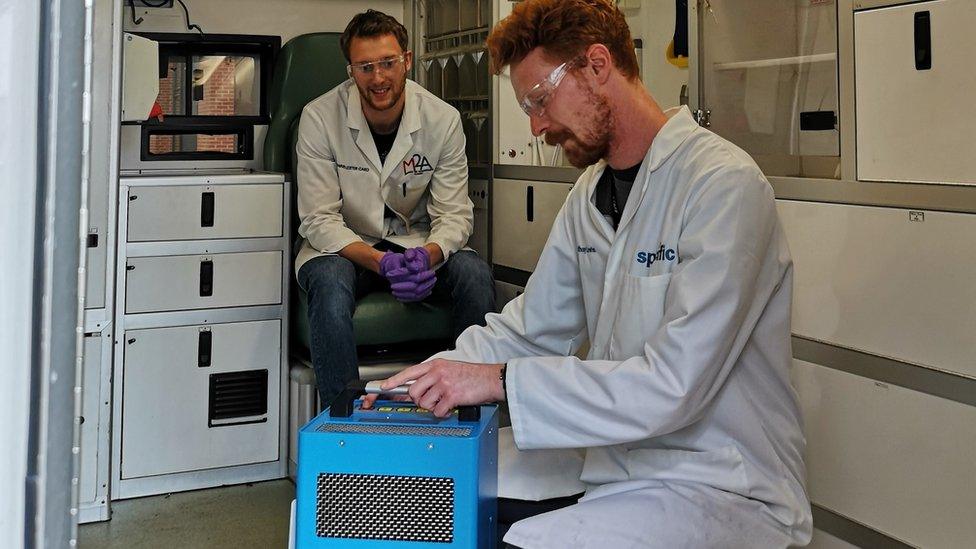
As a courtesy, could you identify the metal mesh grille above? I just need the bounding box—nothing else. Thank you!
[317,423,472,437]
[316,473,454,542]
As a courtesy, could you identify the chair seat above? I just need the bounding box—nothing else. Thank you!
[294,287,453,351]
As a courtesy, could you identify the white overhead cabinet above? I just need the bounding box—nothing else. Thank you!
[854,0,976,185]
[695,0,840,179]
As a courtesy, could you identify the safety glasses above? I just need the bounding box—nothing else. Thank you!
[347,52,411,77]
[518,57,582,118]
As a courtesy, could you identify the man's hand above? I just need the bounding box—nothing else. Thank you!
[361,359,505,417]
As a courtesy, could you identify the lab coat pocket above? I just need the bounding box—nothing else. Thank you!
[611,273,671,358]
[388,176,431,218]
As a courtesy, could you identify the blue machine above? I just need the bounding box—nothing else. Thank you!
[295,388,498,548]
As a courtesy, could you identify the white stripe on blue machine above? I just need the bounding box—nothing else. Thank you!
[296,381,499,548]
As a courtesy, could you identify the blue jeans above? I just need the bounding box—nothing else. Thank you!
[297,249,495,406]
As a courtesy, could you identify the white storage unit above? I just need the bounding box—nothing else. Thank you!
[491,178,573,272]
[778,200,976,379]
[794,359,976,548]
[854,0,976,185]
[112,171,289,499]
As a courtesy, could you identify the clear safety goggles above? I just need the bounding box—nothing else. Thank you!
[518,58,581,118]
[346,52,410,77]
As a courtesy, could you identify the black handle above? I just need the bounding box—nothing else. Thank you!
[914,11,931,71]
[199,260,213,297]
[198,330,212,368]
[526,185,534,222]
[86,233,99,248]
[201,191,215,227]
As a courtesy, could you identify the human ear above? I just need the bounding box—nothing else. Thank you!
[584,43,613,85]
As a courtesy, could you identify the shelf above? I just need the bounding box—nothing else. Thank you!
[713,53,836,71]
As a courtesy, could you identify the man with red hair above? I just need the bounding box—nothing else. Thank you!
[368,1,812,546]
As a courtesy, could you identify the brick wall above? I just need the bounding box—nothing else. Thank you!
[196,57,238,153]
[149,57,239,155]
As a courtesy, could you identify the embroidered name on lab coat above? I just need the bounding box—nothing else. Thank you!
[402,154,434,175]
[337,162,369,172]
[636,244,677,267]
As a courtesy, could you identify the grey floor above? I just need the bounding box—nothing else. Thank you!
[78,479,295,549]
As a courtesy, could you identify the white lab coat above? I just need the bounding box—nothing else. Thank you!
[434,107,812,547]
[294,79,474,273]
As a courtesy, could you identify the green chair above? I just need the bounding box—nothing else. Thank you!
[263,32,452,360]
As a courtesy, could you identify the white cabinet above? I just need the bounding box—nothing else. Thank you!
[855,0,976,185]
[121,320,281,479]
[491,178,572,272]
[794,359,976,548]
[113,171,289,499]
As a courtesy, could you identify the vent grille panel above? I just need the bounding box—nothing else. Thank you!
[208,369,268,423]
[317,423,472,437]
[316,473,454,542]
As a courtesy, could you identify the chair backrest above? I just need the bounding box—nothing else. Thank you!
[263,32,349,248]
[264,32,348,173]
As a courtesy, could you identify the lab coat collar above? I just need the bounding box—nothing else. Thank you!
[345,79,424,181]
[586,106,700,234]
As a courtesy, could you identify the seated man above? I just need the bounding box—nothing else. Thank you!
[365,0,812,547]
[295,9,494,406]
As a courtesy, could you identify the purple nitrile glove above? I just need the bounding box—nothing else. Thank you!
[391,246,437,302]
[391,268,437,302]
[403,247,431,273]
[379,251,405,278]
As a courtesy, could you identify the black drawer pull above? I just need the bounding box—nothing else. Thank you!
[198,330,212,368]
[201,191,215,227]
[914,11,931,71]
[200,260,214,297]
[526,185,534,222]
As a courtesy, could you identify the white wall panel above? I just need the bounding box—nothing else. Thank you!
[0,0,39,543]
[123,0,404,42]
[793,359,976,549]
[778,200,976,378]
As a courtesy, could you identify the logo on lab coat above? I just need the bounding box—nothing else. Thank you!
[577,246,597,254]
[402,154,434,175]
[636,244,676,267]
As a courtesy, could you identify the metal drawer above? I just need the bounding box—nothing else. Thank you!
[125,251,282,314]
[127,184,283,241]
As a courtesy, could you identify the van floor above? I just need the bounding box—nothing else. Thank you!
[78,479,294,549]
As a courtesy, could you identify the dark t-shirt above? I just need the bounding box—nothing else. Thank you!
[371,125,397,166]
[594,161,643,230]
[370,120,401,220]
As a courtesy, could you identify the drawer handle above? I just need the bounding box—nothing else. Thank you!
[526,185,534,223]
[200,260,214,297]
[201,191,215,227]
[198,330,212,368]
[914,11,931,71]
